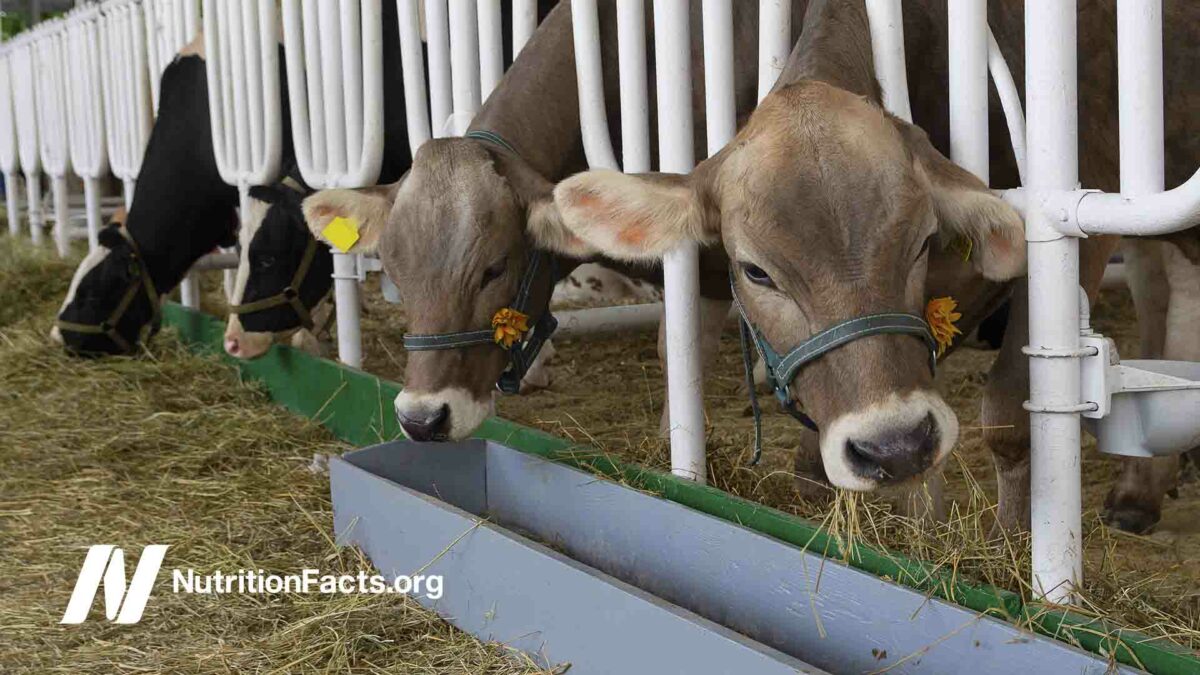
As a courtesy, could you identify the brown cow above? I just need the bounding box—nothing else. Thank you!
[301,0,807,441]
[547,0,1197,531]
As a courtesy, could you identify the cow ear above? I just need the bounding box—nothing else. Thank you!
[301,183,397,255]
[895,119,1026,281]
[550,169,718,262]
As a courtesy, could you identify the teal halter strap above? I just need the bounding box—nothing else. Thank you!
[730,273,938,465]
[402,250,558,395]
[464,129,518,155]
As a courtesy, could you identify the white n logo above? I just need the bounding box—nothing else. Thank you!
[60,545,169,624]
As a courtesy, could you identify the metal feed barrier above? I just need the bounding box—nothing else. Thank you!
[1,0,1198,615]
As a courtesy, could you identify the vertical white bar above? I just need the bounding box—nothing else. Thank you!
[616,0,649,171]
[398,0,433,155]
[654,0,706,483]
[948,0,989,182]
[1025,0,1081,605]
[340,0,365,172]
[84,176,100,251]
[757,0,790,101]
[5,172,20,237]
[703,0,736,153]
[425,0,453,137]
[52,175,69,257]
[320,0,348,176]
[571,0,619,170]
[448,0,481,133]
[864,0,912,121]
[512,0,538,55]
[333,252,363,367]
[1117,0,1163,197]
[477,0,503,99]
[26,171,43,244]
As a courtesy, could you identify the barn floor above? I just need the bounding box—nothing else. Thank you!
[0,235,545,674]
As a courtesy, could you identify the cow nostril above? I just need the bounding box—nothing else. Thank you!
[845,414,937,483]
[224,337,241,356]
[397,404,451,442]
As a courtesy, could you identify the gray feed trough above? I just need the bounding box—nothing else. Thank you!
[331,441,1133,674]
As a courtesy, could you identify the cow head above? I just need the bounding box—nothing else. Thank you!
[301,138,568,442]
[224,180,331,360]
[548,82,1026,490]
[53,215,162,355]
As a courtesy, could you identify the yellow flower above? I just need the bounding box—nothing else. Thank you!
[925,296,962,357]
[491,307,530,349]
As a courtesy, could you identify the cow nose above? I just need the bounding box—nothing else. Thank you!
[845,414,936,483]
[397,405,450,442]
[224,336,241,357]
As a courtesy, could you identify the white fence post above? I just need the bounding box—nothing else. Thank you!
[204,0,283,307]
[34,21,74,257]
[947,0,989,182]
[11,36,44,245]
[100,0,153,209]
[281,0,385,369]
[1024,0,1082,605]
[0,46,22,238]
[65,6,109,253]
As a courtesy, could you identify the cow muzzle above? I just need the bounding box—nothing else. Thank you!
[394,388,493,442]
[820,390,958,490]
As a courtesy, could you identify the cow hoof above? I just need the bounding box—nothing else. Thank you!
[1102,505,1161,535]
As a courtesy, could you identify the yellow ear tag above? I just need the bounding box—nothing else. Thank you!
[322,216,360,253]
[948,234,974,262]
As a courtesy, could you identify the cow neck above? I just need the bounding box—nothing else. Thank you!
[469,3,584,182]
[123,54,239,294]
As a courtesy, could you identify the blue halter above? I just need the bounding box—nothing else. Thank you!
[730,273,938,465]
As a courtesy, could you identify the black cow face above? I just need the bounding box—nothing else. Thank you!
[237,184,332,333]
[55,223,160,356]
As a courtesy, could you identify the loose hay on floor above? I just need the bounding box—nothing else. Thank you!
[0,234,546,674]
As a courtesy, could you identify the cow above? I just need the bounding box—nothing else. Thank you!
[545,0,1198,532]
[224,0,562,360]
[52,37,243,354]
[300,0,809,444]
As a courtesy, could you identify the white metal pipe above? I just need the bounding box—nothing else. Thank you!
[1117,0,1165,217]
[397,0,433,155]
[180,275,200,308]
[757,0,790,101]
[864,0,912,122]
[616,0,648,172]
[318,1,347,176]
[192,251,242,271]
[988,30,1027,184]
[512,0,538,55]
[572,0,619,170]
[52,176,70,257]
[26,171,43,244]
[333,252,363,368]
[555,303,664,339]
[655,0,706,483]
[447,0,481,134]
[703,0,736,153]
[1025,0,1082,605]
[477,0,503,99]
[948,0,989,183]
[83,176,100,251]
[4,172,20,237]
[424,0,453,138]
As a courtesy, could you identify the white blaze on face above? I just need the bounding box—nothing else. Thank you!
[50,245,112,344]
[224,198,276,359]
[394,388,494,441]
[819,390,959,491]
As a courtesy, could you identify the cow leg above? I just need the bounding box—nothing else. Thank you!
[1101,240,1180,533]
[658,297,732,435]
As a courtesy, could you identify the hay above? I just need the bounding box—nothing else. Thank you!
[0,234,546,674]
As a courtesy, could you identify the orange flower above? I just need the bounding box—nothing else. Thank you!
[491,307,530,349]
[925,296,962,357]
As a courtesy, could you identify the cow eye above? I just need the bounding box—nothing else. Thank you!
[257,255,276,269]
[480,259,506,289]
[742,263,776,289]
[916,234,934,260]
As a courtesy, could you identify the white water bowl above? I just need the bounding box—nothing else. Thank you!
[1083,360,1200,458]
